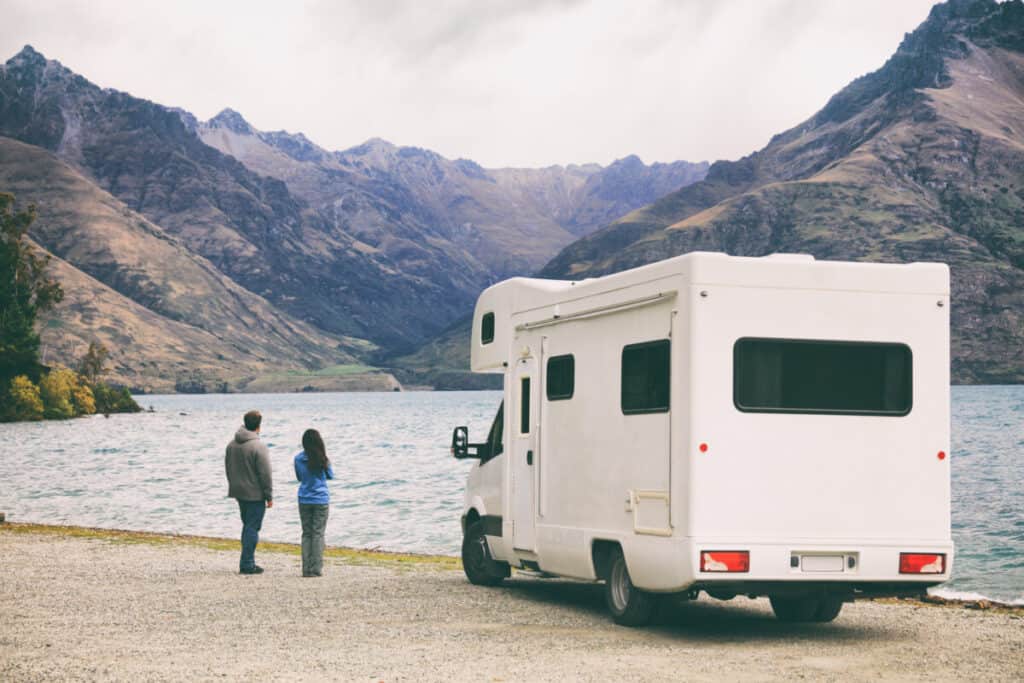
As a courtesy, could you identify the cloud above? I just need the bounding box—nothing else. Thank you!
[0,0,938,167]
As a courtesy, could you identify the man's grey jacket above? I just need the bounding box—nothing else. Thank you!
[225,427,273,502]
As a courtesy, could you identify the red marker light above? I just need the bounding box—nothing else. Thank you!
[699,443,708,453]
[899,553,945,574]
[700,550,749,573]
[937,451,946,461]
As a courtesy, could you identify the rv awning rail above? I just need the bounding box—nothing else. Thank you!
[516,291,675,332]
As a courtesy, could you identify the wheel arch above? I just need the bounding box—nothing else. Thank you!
[461,507,481,535]
[591,539,622,581]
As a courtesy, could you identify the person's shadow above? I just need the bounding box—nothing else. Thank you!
[499,576,891,642]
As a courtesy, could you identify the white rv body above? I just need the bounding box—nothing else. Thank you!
[458,252,952,606]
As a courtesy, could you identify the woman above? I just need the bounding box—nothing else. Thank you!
[294,429,334,577]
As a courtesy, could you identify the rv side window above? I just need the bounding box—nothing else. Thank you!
[546,355,574,401]
[621,340,670,414]
[481,312,495,345]
[520,377,531,434]
[733,338,912,416]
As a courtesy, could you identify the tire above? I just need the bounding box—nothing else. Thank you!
[769,596,819,622]
[604,548,655,626]
[769,595,844,623]
[461,520,508,586]
[813,596,844,622]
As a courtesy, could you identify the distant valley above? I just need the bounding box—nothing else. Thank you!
[0,47,705,391]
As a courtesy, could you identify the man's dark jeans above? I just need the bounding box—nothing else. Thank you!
[237,499,266,571]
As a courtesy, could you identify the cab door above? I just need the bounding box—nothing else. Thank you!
[511,351,540,551]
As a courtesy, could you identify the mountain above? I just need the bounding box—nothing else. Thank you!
[0,137,375,391]
[539,0,1024,384]
[0,47,484,350]
[196,110,707,280]
[0,46,707,367]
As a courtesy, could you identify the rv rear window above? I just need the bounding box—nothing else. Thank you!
[621,340,670,414]
[546,355,574,401]
[733,338,912,416]
[481,312,495,345]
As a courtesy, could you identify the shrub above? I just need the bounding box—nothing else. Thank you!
[39,366,94,419]
[5,375,44,421]
[39,367,75,419]
[92,382,141,414]
[70,381,96,416]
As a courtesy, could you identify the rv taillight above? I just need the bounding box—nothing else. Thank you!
[700,550,749,573]
[899,553,945,574]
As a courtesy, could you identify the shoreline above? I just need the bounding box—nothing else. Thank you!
[3,521,1020,613]
[0,521,458,570]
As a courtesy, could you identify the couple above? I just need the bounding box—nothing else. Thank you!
[224,410,334,577]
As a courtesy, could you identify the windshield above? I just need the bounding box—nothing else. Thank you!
[483,401,504,462]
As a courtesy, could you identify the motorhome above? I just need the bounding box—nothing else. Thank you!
[450,251,952,625]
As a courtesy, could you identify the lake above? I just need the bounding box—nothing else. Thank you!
[0,387,1020,604]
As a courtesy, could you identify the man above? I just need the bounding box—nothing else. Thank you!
[225,410,273,574]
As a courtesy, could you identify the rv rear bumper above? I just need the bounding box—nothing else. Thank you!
[627,536,953,593]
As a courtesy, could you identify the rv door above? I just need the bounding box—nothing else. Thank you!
[511,351,540,551]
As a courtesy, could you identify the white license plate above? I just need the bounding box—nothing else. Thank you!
[800,555,845,572]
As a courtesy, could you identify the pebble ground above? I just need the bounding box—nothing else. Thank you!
[1,529,1022,681]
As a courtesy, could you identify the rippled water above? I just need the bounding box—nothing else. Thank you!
[941,385,1024,604]
[0,387,1020,603]
[0,392,498,557]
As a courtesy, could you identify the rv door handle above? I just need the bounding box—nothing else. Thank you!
[527,450,533,466]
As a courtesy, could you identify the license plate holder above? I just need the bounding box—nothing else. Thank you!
[800,554,845,573]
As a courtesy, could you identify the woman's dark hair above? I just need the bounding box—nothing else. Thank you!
[302,429,329,473]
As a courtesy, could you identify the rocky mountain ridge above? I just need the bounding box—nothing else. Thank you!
[196,107,708,280]
[0,45,706,388]
[538,0,1024,384]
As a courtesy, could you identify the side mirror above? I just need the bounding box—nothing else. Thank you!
[451,426,470,459]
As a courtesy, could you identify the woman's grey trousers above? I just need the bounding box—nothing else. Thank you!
[299,503,330,576]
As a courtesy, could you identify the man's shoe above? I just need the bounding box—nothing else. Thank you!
[240,566,264,575]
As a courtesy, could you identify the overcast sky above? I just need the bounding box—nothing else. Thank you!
[1,0,940,168]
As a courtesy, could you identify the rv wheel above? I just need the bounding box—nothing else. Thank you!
[605,548,655,626]
[769,596,843,622]
[813,596,844,622]
[461,521,509,586]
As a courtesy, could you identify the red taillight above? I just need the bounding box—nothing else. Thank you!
[899,553,945,574]
[700,550,749,573]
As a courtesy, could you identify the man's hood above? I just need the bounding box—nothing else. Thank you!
[235,427,260,444]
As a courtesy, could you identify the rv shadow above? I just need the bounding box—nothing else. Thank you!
[501,577,890,642]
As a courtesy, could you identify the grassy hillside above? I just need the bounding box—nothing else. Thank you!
[0,137,382,391]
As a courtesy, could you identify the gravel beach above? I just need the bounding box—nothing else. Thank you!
[1,525,1021,682]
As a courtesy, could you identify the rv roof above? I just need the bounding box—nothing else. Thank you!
[482,251,948,314]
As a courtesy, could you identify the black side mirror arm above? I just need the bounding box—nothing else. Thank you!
[451,426,487,460]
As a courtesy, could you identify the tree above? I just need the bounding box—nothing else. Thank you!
[92,382,142,414]
[39,366,94,419]
[4,375,43,421]
[75,340,141,415]
[0,193,63,385]
[78,341,109,384]
[70,379,96,416]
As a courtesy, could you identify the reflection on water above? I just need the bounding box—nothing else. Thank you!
[0,387,1020,603]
